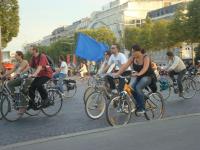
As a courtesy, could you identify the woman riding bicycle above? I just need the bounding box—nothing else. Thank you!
[113,44,157,114]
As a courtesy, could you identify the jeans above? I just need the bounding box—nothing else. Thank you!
[106,70,131,93]
[131,76,152,110]
[53,73,66,93]
[168,69,186,93]
[29,77,50,103]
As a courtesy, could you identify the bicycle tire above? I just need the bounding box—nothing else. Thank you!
[106,93,132,126]
[1,93,22,122]
[182,77,196,99]
[83,86,96,104]
[42,89,63,117]
[144,92,165,120]
[85,91,106,120]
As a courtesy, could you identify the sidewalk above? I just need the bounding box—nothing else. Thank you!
[1,114,200,150]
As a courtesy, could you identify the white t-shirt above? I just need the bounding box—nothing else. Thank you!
[108,53,131,71]
[60,61,68,75]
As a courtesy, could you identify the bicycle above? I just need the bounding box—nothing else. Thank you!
[159,70,196,100]
[85,74,119,119]
[106,76,165,126]
[0,74,63,122]
[46,78,77,98]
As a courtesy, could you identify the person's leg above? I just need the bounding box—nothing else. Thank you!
[7,78,21,94]
[105,75,116,90]
[57,73,66,93]
[134,77,152,111]
[29,78,39,108]
[168,70,176,83]
[177,69,186,94]
[36,77,50,101]
[53,73,60,79]
[80,71,84,78]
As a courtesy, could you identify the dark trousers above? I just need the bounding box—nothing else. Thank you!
[106,70,131,92]
[169,69,186,93]
[29,77,50,102]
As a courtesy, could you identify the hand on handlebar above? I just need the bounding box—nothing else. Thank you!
[132,72,139,77]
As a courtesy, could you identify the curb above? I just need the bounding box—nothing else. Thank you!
[1,113,200,150]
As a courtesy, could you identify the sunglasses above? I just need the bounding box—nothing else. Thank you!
[111,47,116,49]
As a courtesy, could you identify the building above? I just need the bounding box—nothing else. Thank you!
[88,0,176,41]
[147,0,192,21]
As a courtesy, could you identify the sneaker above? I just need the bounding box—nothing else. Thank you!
[136,108,145,114]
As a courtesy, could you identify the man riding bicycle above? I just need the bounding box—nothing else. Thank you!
[165,51,186,97]
[29,47,53,109]
[3,51,30,113]
[103,43,131,94]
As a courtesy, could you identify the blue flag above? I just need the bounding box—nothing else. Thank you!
[75,33,109,61]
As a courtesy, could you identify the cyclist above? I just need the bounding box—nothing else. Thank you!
[53,55,68,94]
[29,47,53,109]
[103,43,131,94]
[98,51,111,74]
[166,51,186,97]
[3,51,30,113]
[113,44,157,114]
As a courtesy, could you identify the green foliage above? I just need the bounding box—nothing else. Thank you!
[187,0,200,43]
[24,38,75,64]
[76,27,117,46]
[168,3,189,46]
[0,0,19,47]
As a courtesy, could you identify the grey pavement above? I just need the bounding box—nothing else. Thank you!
[1,114,200,150]
[0,78,200,146]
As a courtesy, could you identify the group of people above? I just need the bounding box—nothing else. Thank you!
[0,47,68,114]
[0,43,188,115]
[98,43,187,114]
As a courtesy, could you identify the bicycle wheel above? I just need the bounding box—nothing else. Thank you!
[1,94,22,122]
[63,82,77,98]
[106,93,132,126]
[85,91,106,119]
[83,86,96,104]
[42,89,63,117]
[182,78,196,99]
[193,75,200,91]
[145,92,165,120]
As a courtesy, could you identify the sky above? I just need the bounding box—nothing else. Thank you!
[4,0,111,51]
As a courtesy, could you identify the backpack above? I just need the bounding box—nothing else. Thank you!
[45,55,56,72]
[31,54,56,72]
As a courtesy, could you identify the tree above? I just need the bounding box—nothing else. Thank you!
[76,27,117,46]
[151,20,170,50]
[137,19,153,50]
[124,26,141,50]
[168,3,188,46]
[187,0,200,43]
[0,0,19,47]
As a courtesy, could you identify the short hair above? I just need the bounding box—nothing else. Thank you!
[112,43,120,51]
[31,46,38,52]
[16,51,24,59]
[131,44,141,52]
[166,51,174,57]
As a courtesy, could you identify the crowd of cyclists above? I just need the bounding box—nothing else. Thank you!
[0,43,199,122]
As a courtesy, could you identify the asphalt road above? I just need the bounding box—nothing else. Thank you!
[0,79,200,146]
